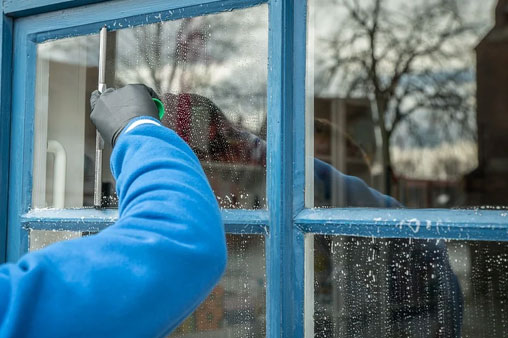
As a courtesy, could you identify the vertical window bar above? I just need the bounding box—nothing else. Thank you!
[294,0,308,336]
[266,0,294,335]
[267,0,307,336]
[8,25,37,261]
[0,9,13,263]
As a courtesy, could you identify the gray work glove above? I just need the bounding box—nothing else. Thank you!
[90,84,160,147]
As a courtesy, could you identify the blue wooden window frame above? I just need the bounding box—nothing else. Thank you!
[2,0,508,337]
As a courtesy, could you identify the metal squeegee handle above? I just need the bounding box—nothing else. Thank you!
[94,26,107,208]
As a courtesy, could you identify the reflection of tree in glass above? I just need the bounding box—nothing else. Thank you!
[116,17,229,93]
[114,10,267,135]
[316,0,492,194]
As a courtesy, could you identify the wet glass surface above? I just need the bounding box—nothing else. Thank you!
[170,235,265,338]
[32,5,268,209]
[29,230,83,252]
[29,231,266,338]
[314,235,508,338]
[308,0,508,209]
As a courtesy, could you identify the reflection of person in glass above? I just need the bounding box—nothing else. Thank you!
[0,85,227,336]
[160,92,463,338]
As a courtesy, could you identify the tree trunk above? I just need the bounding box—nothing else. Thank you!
[375,98,392,196]
[381,129,392,196]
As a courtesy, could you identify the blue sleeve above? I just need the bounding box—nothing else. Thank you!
[0,117,227,337]
[314,158,401,208]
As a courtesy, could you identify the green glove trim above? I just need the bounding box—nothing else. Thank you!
[152,98,165,120]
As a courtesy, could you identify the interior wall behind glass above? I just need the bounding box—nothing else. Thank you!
[33,35,100,209]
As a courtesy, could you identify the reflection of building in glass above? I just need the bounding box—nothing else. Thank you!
[314,77,508,209]
[314,98,376,186]
[313,97,468,208]
[466,0,508,207]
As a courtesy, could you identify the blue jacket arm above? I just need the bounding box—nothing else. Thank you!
[0,118,227,337]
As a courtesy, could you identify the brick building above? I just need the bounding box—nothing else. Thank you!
[467,0,508,206]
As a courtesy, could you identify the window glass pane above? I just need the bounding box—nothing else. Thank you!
[314,235,508,338]
[307,0,507,208]
[33,5,268,209]
[29,231,266,337]
[29,230,83,251]
[33,35,100,209]
[170,235,266,338]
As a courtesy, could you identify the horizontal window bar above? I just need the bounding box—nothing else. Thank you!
[4,0,111,17]
[15,0,266,43]
[221,209,269,234]
[296,208,508,242]
[21,208,118,232]
[21,208,268,234]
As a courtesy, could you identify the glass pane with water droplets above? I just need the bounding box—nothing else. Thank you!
[28,231,266,337]
[314,235,508,338]
[32,5,268,209]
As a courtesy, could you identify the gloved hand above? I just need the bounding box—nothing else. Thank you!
[90,84,160,147]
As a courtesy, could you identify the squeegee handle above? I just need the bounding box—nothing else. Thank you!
[94,26,108,208]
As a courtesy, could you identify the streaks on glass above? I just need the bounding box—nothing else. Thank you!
[113,5,268,209]
[170,235,266,338]
[314,235,508,338]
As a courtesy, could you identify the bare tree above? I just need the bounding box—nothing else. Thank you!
[317,0,486,194]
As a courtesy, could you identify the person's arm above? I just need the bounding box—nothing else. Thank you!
[314,158,401,208]
[0,87,227,337]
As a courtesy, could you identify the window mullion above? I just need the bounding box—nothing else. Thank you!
[0,9,13,264]
[266,0,307,337]
[8,25,36,262]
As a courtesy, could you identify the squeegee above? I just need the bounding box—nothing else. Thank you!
[93,27,165,209]
[94,26,107,208]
